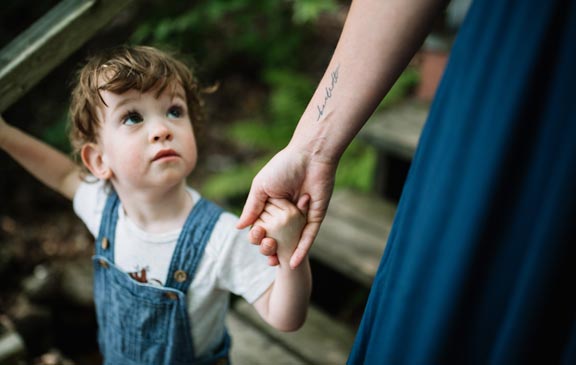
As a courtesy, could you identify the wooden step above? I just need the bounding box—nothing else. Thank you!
[227,310,304,364]
[229,299,355,365]
[311,189,396,287]
[359,100,429,160]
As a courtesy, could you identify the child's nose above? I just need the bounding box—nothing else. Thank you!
[150,121,173,142]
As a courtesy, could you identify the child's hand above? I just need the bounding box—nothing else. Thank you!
[254,196,309,265]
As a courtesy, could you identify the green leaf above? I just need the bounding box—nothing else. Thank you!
[200,156,270,201]
[292,0,338,24]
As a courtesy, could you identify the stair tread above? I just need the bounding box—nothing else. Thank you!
[227,310,306,364]
[311,189,396,286]
[230,299,355,365]
[360,100,429,159]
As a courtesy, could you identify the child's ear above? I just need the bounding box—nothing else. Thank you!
[81,143,112,180]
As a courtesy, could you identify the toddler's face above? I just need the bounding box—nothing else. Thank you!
[93,82,197,191]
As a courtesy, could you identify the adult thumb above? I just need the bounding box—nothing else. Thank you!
[236,187,267,229]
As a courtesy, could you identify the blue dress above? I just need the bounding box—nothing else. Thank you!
[348,0,576,363]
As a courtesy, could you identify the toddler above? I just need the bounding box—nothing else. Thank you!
[0,45,311,365]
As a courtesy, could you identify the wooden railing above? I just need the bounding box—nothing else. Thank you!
[0,0,133,113]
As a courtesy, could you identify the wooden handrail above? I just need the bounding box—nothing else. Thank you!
[0,0,133,113]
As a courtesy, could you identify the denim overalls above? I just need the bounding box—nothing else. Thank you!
[92,191,231,365]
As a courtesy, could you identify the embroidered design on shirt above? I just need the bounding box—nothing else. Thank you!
[129,268,149,283]
[128,266,164,286]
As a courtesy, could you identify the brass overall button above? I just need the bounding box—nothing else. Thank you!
[98,259,109,269]
[101,237,109,250]
[174,270,187,283]
[165,292,178,300]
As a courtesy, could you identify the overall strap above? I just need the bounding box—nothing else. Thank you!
[95,190,120,261]
[164,198,223,292]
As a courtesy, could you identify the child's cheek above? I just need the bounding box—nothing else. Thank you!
[120,143,146,175]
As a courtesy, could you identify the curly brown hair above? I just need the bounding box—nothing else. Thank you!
[69,45,205,173]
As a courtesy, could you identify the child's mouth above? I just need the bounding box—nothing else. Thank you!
[153,149,179,161]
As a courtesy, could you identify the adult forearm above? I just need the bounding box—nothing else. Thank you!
[290,0,446,162]
[0,123,79,199]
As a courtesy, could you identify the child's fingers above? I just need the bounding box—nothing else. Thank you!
[258,209,274,223]
[267,255,280,266]
[263,202,284,218]
[260,237,278,256]
[266,198,293,211]
[248,225,266,244]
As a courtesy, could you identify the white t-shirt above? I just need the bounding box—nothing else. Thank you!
[73,180,276,356]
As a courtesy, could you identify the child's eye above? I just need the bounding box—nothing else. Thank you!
[123,112,143,125]
[167,106,184,119]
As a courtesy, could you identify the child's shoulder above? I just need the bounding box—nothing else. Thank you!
[75,177,109,198]
[73,178,109,236]
[193,197,246,252]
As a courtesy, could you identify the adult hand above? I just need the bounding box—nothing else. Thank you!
[237,144,337,268]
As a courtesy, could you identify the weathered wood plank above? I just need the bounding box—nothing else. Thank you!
[233,299,355,365]
[359,101,429,159]
[311,189,396,286]
[0,0,134,112]
[227,311,305,365]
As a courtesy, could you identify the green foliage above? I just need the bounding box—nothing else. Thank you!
[292,0,339,24]
[265,69,316,124]
[131,0,337,74]
[335,141,377,191]
[41,111,71,153]
[378,66,420,110]
[226,69,315,149]
[200,155,270,203]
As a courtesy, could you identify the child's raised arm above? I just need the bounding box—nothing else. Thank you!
[0,115,81,200]
[252,196,312,331]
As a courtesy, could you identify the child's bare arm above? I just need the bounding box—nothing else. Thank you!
[0,115,81,200]
[252,197,312,331]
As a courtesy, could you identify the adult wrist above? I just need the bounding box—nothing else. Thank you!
[287,108,350,166]
[287,130,342,167]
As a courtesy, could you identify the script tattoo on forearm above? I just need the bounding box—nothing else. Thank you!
[316,65,340,121]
